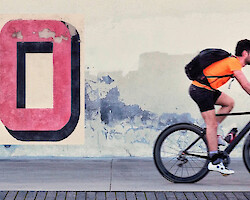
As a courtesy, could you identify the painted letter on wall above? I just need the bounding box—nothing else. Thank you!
[0,20,80,141]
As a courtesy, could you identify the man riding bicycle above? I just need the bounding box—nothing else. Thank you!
[189,39,250,175]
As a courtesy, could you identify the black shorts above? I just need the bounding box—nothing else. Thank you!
[189,84,222,112]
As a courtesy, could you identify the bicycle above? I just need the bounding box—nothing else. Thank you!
[153,112,250,183]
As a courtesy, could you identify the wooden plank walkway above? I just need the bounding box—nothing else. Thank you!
[0,191,249,200]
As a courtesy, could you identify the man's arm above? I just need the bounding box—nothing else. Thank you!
[233,70,250,94]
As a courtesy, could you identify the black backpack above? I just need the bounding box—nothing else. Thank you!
[185,48,233,88]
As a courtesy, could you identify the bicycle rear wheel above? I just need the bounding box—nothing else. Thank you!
[153,123,209,183]
[243,134,250,172]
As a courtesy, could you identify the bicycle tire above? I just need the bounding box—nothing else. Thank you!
[243,133,250,172]
[153,123,210,183]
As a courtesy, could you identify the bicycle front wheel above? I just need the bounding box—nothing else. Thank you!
[243,134,250,172]
[153,123,209,183]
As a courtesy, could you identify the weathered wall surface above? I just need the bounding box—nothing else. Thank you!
[0,1,249,158]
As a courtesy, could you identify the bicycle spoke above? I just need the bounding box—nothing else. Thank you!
[191,155,206,165]
[174,163,181,175]
[170,159,180,173]
[162,157,176,165]
[159,130,208,178]
[165,138,184,152]
[181,164,184,177]
[161,144,180,154]
[177,133,185,150]
[188,158,197,174]
[189,157,204,168]
[183,162,189,175]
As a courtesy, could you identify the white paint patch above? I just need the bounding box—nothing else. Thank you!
[12,31,23,39]
[39,28,68,43]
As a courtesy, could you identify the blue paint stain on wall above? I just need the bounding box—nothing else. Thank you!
[101,75,114,84]
[100,87,145,125]
[85,75,195,129]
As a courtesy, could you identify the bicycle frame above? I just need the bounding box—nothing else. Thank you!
[183,131,208,159]
[225,121,250,154]
[216,112,250,155]
[184,112,250,159]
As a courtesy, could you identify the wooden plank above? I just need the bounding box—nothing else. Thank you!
[76,192,86,200]
[165,192,177,200]
[204,192,217,200]
[224,192,237,200]
[0,191,7,200]
[25,191,37,200]
[86,192,96,200]
[243,192,250,200]
[106,192,116,200]
[56,191,66,200]
[15,191,27,200]
[4,191,18,200]
[135,192,146,200]
[145,192,157,200]
[66,192,77,200]
[35,191,47,200]
[214,192,227,200]
[155,192,166,200]
[234,192,248,200]
[194,192,207,200]
[184,192,197,200]
[45,191,57,200]
[96,192,106,200]
[125,192,136,200]
[175,192,187,200]
[116,192,126,200]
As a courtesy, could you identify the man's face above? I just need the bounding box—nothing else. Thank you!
[245,51,250,65]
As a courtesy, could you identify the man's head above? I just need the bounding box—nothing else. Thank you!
[235,39,250,65]
[235,39,250,56]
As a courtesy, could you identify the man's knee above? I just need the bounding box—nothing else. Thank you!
[226,98,235,109]
[230,99,235,108]
[216,93,235,109]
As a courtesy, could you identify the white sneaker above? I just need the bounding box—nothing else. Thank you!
[208,162,234,175]
[217,135,227,146]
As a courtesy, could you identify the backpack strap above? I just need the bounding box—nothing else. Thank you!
[204,74,234,91]
[206,74,234,78]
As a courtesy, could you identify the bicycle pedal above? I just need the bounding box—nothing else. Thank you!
[222,173,230,177]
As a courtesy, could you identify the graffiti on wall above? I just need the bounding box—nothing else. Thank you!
[0,18,82,143]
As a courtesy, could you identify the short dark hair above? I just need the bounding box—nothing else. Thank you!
[235,39,250,56]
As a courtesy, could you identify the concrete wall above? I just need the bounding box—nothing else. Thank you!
[0,0,249,158]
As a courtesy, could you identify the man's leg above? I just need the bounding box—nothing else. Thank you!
[202,108,234,174]
[201,92,234,152]
[201,109,218,152]
[189,85,234,174]
[201,92,235,174]
[215,92,235,124]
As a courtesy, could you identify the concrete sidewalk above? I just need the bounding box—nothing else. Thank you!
[0,158,249,191]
